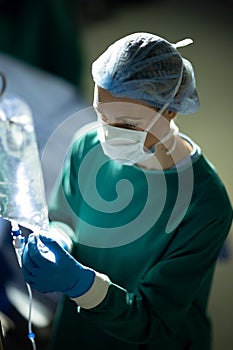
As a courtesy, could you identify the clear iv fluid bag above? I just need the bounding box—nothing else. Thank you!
[0,93,49,232]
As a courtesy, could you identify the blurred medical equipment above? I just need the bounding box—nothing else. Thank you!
[0,53,95,349]
[0,318,4,350]
[10,221,36,350]
[0,77,49,232]
[0,72,49,350]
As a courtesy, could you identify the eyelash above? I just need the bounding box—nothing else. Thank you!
[96,111,138,129]
[124,123,137,129]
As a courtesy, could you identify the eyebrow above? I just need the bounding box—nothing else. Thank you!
[94,107,143,121]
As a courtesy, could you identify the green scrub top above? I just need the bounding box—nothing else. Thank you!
[48,128,232,350]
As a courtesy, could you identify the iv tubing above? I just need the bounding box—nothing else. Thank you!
[10,221,37,350]
[26,283,36,350]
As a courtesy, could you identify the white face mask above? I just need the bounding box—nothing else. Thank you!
[97,111,179,166]
[97,121,155,165]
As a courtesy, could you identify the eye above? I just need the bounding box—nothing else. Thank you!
[110,122,138,130]
[122,120,144,131]
[95,109,141,130]
[119,118,139,129]
[124,123,138,129]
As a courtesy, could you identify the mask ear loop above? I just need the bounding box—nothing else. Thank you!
[145,37,193,136]
[145,101,169,132]
[0,72,6,97]
[145,60,184,156]
[164,63,184,155]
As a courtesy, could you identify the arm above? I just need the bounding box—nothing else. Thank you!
[78,214,232,343]
[22,210,232,344]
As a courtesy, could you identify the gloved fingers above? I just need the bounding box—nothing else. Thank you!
[22,237,40,269]
[23,266,58,293]
[21,234,55,271]
[38,233,69,263]
[21,265,39,285]
[38,233,66,253]
[27,234,49,265]
[21,258,56,293]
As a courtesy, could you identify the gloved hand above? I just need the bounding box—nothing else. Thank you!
[22,233,95,298]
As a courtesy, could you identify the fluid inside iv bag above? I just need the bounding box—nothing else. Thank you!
[0,93,49,232]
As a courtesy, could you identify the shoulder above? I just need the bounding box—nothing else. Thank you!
[70,121,100,155]
[190,155,232,227]
[72,121,99,144]
[193,156,231,204]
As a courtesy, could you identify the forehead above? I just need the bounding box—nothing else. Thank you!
[94,85,157,121]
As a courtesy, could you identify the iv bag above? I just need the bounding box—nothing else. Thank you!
[0,93,49,232]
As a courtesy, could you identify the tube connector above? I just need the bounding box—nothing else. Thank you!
[11,221,25,267]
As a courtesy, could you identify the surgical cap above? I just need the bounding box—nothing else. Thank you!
[92,32,200,114]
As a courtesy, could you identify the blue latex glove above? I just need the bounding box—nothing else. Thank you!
[22,233,95,298]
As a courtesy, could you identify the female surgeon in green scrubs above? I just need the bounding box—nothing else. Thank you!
[22,32,232,350]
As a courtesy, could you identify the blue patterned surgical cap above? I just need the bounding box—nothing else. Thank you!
[92,32,200,114]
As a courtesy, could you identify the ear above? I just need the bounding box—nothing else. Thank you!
[162,110,177,121]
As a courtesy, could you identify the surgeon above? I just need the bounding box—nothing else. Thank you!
[22,32,232,350]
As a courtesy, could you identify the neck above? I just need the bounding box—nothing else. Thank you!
[140,123,193,170]
[145,119,177,150]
